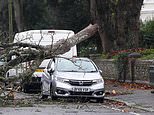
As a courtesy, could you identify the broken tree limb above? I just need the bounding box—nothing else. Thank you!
[0,24,99,73]
[46,24,99,56]
[0,42,44,50]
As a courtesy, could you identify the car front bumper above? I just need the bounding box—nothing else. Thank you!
[53,81,105,98]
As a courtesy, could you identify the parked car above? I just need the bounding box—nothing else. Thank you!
[41,57,105,102]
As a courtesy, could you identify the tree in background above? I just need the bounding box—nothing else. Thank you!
[13,0,24,32]
[0,0,90,33]
[0,0,145,53]
[23,0,51,30]
[0,0,9,42]
[47,0,90,32]
[140,19,154,48]
[90,0,143,52]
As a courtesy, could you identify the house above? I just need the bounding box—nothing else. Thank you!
[140,0,154,21]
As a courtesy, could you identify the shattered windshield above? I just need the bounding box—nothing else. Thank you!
[56,58,97,72]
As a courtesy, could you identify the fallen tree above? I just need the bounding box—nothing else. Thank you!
[0,24,99,76]
[0,24,99,101]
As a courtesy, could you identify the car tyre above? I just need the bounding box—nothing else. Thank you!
[41,95,48,99]
[23,84,29,93]
[96,97,104,103]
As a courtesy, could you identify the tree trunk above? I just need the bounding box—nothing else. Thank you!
[90,0,115,52]
[0,0,7,31]
[115,0,128,49]
[0,0,8,43]
[13,0,24,32]
[126,0,143,48]
[46,24,99,56]
[115,0,143,49]
[90,0,143,52]
[8,0,13,43]
[98,30,112,52]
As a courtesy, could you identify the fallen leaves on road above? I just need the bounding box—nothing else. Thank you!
[105,90,132,96]
[105,79,154,90]
[122,83,152,90]
[105,79,154,96]
[108,100,126,106]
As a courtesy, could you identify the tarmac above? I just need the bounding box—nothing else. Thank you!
[105,80,154,112]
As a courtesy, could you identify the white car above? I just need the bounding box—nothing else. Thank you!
[41,57,105,102]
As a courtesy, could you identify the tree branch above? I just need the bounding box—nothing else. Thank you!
[0,24,98,74]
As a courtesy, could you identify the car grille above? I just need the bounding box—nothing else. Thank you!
[68,80,93,86]
[69,91,93,96]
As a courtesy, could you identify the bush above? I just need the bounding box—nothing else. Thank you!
[101,48,154,60]
[140,49,154,59]
[140,19,154,48]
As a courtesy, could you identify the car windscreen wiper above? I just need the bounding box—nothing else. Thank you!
[67,70,78,72]
[86,71,97,73]
[59,70,78,72]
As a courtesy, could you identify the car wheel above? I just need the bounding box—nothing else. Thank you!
[96,97,104,103]
[23,83,29,93]
[41,95,48,99]
[50,84,57,100]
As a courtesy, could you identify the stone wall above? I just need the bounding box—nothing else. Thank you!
[94,59,154,82]
[94,59,118,79]
[135,60,154,81]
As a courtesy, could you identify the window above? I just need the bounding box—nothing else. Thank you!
[56,58,97,72]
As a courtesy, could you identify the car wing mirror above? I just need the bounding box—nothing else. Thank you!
[47,68,54,74]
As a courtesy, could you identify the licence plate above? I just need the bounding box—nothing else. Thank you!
[72,88,90,92]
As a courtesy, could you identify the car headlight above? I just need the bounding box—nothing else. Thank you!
[93,79,104,84]
[56,77,69,83]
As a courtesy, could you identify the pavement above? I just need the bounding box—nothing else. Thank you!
[105,80,154,112]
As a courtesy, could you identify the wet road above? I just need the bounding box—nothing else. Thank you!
[0,92,154,115]
[0,103,134,115]
[1,101,154,115]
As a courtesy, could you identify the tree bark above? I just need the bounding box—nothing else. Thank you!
[127,0,143,48]
[0,0,7,32]
[13,0,24,32]
[115,0,143,49]
[8,0,13,42]
[90,0,115,52]
[49,24,99,56]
